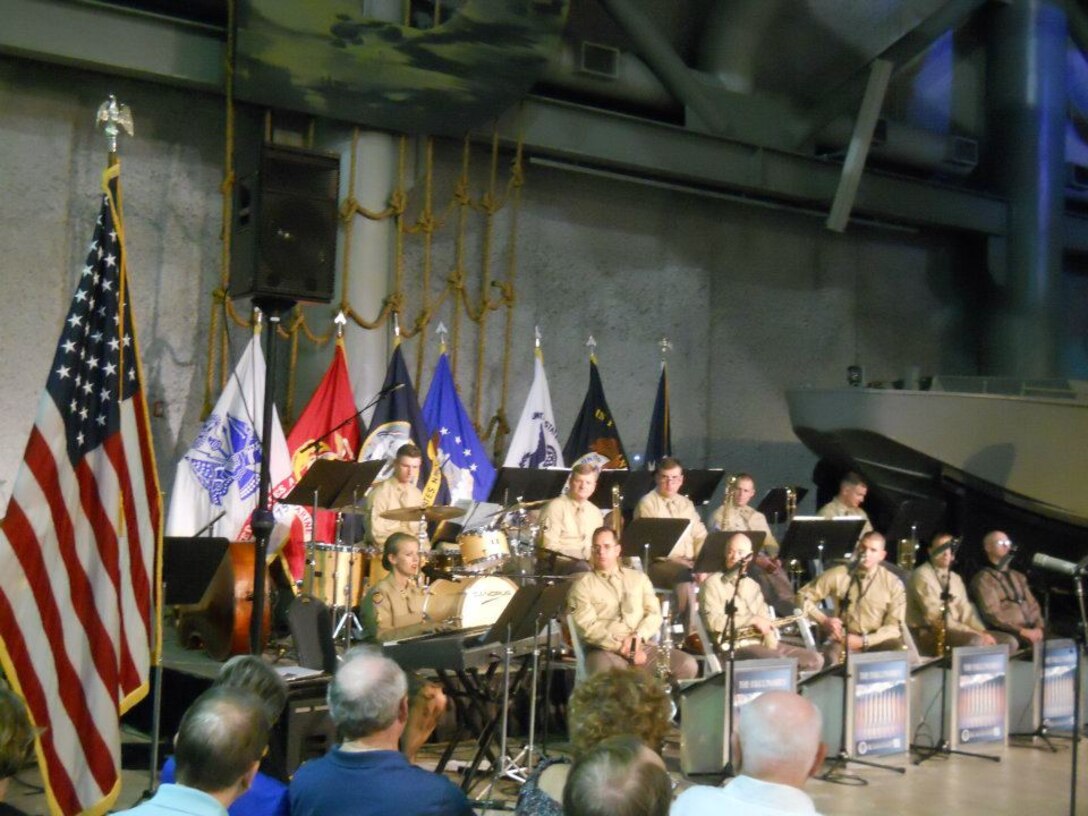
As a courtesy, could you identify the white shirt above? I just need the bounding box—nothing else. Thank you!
[671,775,820,816]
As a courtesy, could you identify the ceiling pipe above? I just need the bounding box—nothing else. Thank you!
[695,0,783,94]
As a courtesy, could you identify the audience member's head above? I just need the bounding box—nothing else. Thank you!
[568,670,672,757]
[563,736,670,816]
[174,687,270,803]
[214,655,288,727]
[328,646,408,744]
[0,685,35,798]
[734,691,825,789]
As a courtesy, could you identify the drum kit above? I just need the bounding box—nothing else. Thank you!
[299,497,554,644]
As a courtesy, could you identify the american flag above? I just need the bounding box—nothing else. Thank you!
[0,164,161,816]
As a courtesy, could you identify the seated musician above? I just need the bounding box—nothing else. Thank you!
[364,443,429,549]
[908,533,1018,656]
[632,457,707,632]
[816,471,873,538]
[711,473,794,617]
[796,531,909,666]
[536,463,602,575]
[359,533,447,764]
[699,534,823,672]
[566,527,698,680]
[969,530,1044,649]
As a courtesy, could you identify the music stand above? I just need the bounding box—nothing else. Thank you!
[282,458,384,513]
[620,518,691,566]
[694,531,767,575]
[679,468,725,507]
[146,537,231,795]
[757,486,809,525]
[617,471,656,511]
[780,517,866,575]
[486,467,569,506]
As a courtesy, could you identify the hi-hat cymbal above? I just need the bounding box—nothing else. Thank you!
[380,505,466,522]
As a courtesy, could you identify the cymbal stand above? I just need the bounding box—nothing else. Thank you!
[330,492,364,647]
[913,569,1000,765]
[819,569,906,784]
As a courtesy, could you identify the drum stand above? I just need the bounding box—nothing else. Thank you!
[480,621,543,796]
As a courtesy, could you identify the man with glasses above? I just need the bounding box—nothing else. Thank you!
[969,531,1044,649]
[566,527,697,679]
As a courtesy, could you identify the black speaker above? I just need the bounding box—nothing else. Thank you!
[265,676,337,781]
[230,144,340,304]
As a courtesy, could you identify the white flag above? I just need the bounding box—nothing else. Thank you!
[166,331,294,549]
[504,349,565,469]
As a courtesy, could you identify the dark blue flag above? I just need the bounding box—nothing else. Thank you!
[563,357,628,469]
[422,352,497,502]
[643,363,671,470]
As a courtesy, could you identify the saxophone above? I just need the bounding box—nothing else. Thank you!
[934,596,948,657]
[655,599,678,719]
[785,486,797,521]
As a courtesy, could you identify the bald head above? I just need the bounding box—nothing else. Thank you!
[983,531,1013,567]
[328,647,407,742]
[736,692,825,789]
[725,533,753,570]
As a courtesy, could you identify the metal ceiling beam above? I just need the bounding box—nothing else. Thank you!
[797,0,993,147]
[0,0,223,90]
[495,96,1007,235]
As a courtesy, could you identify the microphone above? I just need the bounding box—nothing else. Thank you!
[1031,552,1088,577]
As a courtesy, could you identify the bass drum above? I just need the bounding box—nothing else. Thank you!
[303,543,365,608]
[423,576,518,629]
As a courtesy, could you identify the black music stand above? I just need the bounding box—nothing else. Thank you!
[282,458,384,514]
[694,531,767,574]
[620,518,691,566]
[486,467,569,506]
[616,471,655,511]
[780,517,866,576]
[679,468,725,507]
[144,537,231,795]
[757,486,809,525]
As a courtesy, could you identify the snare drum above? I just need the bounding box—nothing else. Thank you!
[303,543,365,608]
[423,576,518,629]
[457,529,510,573]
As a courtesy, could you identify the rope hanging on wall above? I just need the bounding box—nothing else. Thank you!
[203,0,522,457]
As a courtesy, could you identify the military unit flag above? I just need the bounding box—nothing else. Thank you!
[563,357,628,470]
[504,348,564,469]
[643,363,671,470]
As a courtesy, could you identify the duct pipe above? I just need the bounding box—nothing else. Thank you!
[596,0,727,133]
[696,0,783,93]
[984,0,1066,377]
[539,41,675,110]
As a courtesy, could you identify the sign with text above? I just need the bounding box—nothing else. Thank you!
[951,645,1008,747]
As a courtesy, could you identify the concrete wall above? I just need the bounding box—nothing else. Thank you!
[0,53,973,515]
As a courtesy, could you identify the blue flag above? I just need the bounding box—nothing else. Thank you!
[358,345,439,499]
[422,352,497,503]
[643,363,671,470]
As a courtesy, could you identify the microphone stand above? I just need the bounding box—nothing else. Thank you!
[1010,580,1058,751]
[819,564,905,784]
[1065,570,1086,816]
[714,561,746,778]
[913,565,1000,765]
[297,383,404,455]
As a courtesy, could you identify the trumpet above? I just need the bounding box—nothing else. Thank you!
[728,613,807,648]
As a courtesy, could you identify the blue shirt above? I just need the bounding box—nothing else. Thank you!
[113,783,227,816]
[160,757,289,816]
[290,748,474,816]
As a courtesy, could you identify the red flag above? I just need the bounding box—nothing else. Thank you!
[284,339,361,579]
[0,163,161,815]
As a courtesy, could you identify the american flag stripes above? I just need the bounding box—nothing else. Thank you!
[0,163,161,816]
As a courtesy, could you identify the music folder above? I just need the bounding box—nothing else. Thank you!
[694,530,767,574]
[620,518,691,562]
[779,516,866,564]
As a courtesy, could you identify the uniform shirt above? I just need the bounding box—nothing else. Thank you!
[633,491,708,559]
[711,503,780,557]
[969,566,1042,635]
[699,571,770,645]
[538,494,603,561]
[364,477,426,547]
[566,568,662,653]
[816,497,873,537]
[360,572,427,642]
[797,564,904,648]
[907,562,986,635]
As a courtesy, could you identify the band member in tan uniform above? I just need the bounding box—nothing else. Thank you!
[364,443,428,549]
[537,463,603,574]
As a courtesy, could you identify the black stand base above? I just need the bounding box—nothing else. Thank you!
[818,749,905,785]
[1009,724,1061,752]
[911,739,1001,765]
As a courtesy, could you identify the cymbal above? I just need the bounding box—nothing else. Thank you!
[380,505,466,522]
[507,498,549,511]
